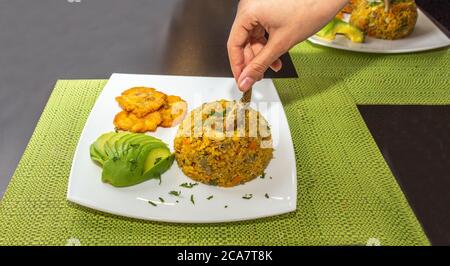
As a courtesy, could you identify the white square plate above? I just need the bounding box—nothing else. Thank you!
[67,73,297,223]
[308,9,450,54]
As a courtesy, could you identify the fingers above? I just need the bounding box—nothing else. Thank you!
[244,42,255,66]
[227,13,257,82]
[238,33,288,92]
[250,41,283,72]
[228,7,287,91]
[270,58,283,72]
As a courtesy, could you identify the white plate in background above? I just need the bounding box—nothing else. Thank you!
[308,9,450,54]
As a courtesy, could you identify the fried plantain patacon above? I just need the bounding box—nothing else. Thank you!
[115,87,167,117]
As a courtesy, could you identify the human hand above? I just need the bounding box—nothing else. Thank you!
[227,0,348,91]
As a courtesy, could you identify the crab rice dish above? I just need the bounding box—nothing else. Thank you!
[174,100,273,187]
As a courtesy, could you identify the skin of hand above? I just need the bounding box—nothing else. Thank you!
[227,0,349,91]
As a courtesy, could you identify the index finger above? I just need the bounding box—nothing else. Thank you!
[227,14,255,82]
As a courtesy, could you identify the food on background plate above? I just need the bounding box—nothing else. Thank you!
[349,0,418,40]
[90,132,174,187]
[316,18,365,43]
[174,100,273,187]
[342,0,360,13]
[318,0,417,43]
[336,0,360,19]
[113,87,187,132]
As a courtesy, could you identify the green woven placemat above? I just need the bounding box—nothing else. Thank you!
[1,42,448,246]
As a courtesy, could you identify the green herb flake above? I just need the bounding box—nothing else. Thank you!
[148,201,157,207]
[154,157,162,164]
[242,194,253,200]
[265,193,269,199]
[180,182,199,189]
[207,195,214,200]
[224,205,228,208]
[190,194,195,205]
[169,191,181,197]
[176,200,179,203]
[260,172,266,179]
[158,197,165,203]
[129,158,138,170]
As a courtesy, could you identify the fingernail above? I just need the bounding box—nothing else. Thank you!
[239,77,254,91]
[273,62,282,72]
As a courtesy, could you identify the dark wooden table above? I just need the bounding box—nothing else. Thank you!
[0,0,448,245]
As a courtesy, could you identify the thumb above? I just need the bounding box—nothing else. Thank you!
[237,34,287,92]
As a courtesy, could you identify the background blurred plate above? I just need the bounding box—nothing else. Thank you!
[308,9,450,54]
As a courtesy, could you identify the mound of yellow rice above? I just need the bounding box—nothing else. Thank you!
[174,100,273,187]
[350,0,418,40]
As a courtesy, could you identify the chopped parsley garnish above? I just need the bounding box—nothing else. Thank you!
[265,193,269,199]
[260,172,266,179]
[224,205,228,208]
[176,200,179,203]
[190,194,195,205]
[207,195,214,200]
[242,194,253,200]
[129,158,138,170]
[270,176,273,179]
[148,201,157,207]
[169,191,181,197]
[158,197,165,203]
[154,157,162,164]
[180,182,199,188]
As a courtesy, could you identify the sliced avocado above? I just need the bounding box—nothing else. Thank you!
[94,131,174,187]
[102,157,142,187]
[93,132,116,160]
[316,19,337,41]
[144,147,171,172]
[101,143,168,187]
[104,132,129,158]
[115,133,135,156]
[334,20,365,43]
[102,142,143,187]
[135,143,168,170]
[90,143,104,166]
[127,134,162,145]
[316,18,364,43]
[122,134,153,151]
[142,153,175,181]
[123,140,167,160]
